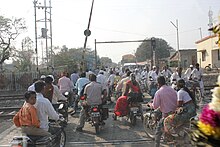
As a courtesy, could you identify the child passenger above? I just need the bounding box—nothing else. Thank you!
[13,91,51,136]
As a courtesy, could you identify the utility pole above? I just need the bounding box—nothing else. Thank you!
[49,0,54,69]
[34,0,52,71]
[199,27,203,39]
[95,39,97,69]
[170,19,180,67]
[33,0,38,71]
[151,38,156,68]
[44,0,48,68]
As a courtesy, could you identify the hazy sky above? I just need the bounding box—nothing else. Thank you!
[1,0,220,63]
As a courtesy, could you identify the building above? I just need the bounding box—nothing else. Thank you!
[195,34,220,68]
[169,49,197,69]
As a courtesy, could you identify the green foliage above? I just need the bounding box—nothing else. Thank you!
[53,47,96,73]
[135,38,174,62]
[12,37,35,72]
[0,15,26,71]
[99,57,112,68]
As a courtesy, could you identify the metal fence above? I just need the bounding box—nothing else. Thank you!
[0,72,39,92]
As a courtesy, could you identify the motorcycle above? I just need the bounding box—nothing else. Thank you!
[112,95,143,126]
[143,106,194,146]
[128,102,143,126]
[81,96,108,134]
[55,101,68,122]
[10,104,67,147]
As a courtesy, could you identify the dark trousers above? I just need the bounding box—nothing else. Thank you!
[155,118,164,147]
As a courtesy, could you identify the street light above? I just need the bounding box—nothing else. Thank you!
[170,19,180,67]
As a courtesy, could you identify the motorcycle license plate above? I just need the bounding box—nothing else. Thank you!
[91,112,100,117]
[130,107,139,112]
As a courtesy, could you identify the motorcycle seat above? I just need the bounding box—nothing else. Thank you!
[27,135,46,142]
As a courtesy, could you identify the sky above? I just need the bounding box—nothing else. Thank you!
[1,0,220,63]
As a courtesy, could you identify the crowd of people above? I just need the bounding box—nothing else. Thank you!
[13,63,204,146]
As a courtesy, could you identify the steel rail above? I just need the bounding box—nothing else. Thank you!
[66,138,153,145]
[0,114,15,119]
[0,96,24,101]
[0,107,21,111]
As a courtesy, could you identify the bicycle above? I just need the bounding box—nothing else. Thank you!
[205,64,219,73]
[186,80,202,104]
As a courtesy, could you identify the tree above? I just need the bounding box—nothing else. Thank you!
[12,37,35,71]
[0,16,26,71]
[53,47,94,73]
[135,38,174,62]
[99,57,112,68]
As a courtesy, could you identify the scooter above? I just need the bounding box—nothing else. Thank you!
[10,104,67,147]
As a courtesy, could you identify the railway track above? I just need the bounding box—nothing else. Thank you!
[0,94,23,101]
[0,107,21,119]
[0,94,24,119]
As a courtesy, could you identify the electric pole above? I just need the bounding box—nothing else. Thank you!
[33,0,38,71]
[170,19,180,67]
[33,0,53,71]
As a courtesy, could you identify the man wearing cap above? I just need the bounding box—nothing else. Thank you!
[148,66,160,81]
[184,65,194,81]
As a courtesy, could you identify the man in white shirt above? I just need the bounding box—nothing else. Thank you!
[97,71,107,89]
[149,66,160,81]
[34,80,59,132]
[134,68,141,84]
[190,63,204,97]
[161,65,172,79]
[28,78,38,91]
[170,67,183,82]
[116,71,132,96]
[184,64,194,81]
[141,68,148,80]
[107,71,115,102]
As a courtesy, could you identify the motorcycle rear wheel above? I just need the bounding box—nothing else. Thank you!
[95,124,100,134]
[112,113,117,120]
[130,113,136,126]
[143,114,156,139]
[59,130,66,147]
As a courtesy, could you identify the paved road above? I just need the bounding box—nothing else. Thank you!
[0,93,208,147]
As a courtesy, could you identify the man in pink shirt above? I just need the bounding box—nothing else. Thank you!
[151,76,177,147]
[58,71,74,108]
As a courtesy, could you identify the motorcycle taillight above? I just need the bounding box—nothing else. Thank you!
[92,107,98,112]
[80,96,85,100]
[11,145,23,147]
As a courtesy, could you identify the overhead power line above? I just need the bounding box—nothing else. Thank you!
[96,40,150,44]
